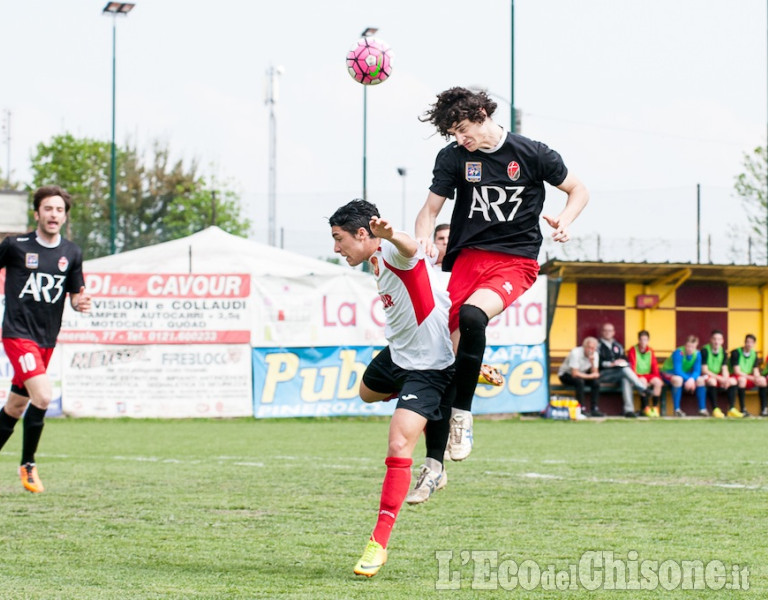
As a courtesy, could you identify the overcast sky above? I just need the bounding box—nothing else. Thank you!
[2,0,766,263]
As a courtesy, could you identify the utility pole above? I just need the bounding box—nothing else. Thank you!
[265,65,284,247]
[1,109,10,187]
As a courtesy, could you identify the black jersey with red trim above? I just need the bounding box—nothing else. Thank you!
[429,129,568,271]
[0,231,84,347]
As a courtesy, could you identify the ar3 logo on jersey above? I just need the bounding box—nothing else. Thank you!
[468,185,526,222]
[18,273,66,304]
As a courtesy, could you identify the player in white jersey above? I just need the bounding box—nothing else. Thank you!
[329,199,455,578]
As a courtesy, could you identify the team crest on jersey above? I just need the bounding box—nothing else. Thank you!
[25,253,39,269]
[507,161,521,181]
[465,162,482,183]
[58,256,69,272]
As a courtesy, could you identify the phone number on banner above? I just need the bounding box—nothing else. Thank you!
[58,330,251,345]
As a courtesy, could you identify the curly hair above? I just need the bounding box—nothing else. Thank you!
[419,87,497,138]
[328,199,380,237]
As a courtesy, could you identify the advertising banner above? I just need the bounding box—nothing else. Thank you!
[250,273,547,348]
[60,273,251,345]
[252,343,547,419]
[61,344,252,418]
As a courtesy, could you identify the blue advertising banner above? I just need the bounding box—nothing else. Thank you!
[252,344,547,418]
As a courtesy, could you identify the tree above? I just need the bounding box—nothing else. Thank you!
[733,145,768,257]
[30,133,251,258]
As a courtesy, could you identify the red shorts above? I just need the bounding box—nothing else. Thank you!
[739,376,759,390]
[2,338,54,389]
[446,249,539,333]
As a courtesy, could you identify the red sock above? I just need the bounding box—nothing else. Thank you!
[371,456,412,548]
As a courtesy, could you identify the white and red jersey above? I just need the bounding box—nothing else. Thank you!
[370,240,453,371]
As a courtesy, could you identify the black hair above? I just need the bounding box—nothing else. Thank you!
[328,199,380,237]
[34,185,71,212]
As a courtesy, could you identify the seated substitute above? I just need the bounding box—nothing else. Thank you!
[558,337,601,417]
[661,335,702,417]
[696,329,734,418]
[627,330,663,417]
[727,334,767,418]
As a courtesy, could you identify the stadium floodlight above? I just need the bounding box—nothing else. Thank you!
[102,1,136,254]
[103,2,135,14]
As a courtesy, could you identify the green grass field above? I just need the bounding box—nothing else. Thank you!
[0,417,765,599]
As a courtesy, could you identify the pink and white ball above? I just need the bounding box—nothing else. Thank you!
[346,37,393,85]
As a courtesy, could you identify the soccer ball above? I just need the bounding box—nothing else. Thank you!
[346,37,393,85]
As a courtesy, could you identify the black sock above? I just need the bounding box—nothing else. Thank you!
[425,386,456,464]
[0,407,19,451]
[760,387,768,411]
[727,386,736,410]
[707,386,718,412]
[738,388,746,412]
[451,305,488,412]
[21,405,46,465]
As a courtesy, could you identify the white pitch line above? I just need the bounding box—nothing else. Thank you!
[482,470,768,492]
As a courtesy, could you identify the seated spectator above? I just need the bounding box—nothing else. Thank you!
[627,330,663,417]
[558,337,602,417]
[661,335,702,417]
[697,329,734,418]
[727,334,767,418]
[598,323,648,418]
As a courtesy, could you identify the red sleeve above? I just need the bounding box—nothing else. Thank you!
[627,346,637,372]
[649,348,661,379]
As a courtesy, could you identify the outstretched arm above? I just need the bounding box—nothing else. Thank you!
[542,173,589,243]
[370,217,419,259]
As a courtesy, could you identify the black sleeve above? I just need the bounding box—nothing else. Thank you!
[700,348,710,364]
[65,245,85,294]
[428,144,459,199]
[538,142,568,187]
[0,237,11,270]
[729,350,738,369]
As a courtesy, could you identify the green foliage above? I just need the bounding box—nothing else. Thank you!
[29,133,251,258]
[733,146,767,241]
[0,418,765,598]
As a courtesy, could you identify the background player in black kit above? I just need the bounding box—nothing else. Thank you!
[415,87,589,460]
[0,185,91,492]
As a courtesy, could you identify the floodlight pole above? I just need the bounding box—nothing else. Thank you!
[109,16,117,253]
[511,0,516,133]
[361,27,378,202]
[397,167,407,229]
[102,2,135,255]
[363,85,368,201]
